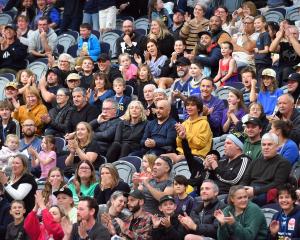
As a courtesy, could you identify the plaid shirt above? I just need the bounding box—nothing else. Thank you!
[121,210,153,240]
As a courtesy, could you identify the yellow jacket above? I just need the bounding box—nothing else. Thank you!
[13,103,48,135]
[176,116,212,157]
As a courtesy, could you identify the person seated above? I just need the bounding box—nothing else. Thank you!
[268,184,300,239]
[89,98,121,156]
[140,100,177,156]
[16,15,33,46]
[143,83,157,120]
[33,0,60,29]
[79,56,95,90]
[0,185,12,239]
[240,66,258,106]
[269,120,299,166]
[0,24,27,74]
[65,73,81,92]
[178,180,226,240]
[240,133,292,207]
[77,23,101,62]
[286,72,300,107]
[97,53,122,85]
[67,160,98,206]
[0,134,20,173]
[215,185,268,239]
[94,163,130,205]
[151,195,186,240]
[168,96,212,164]
[28,17,57,62]
[112,78,131,117]
[42,88,73,137]
[12,86,48,135]
[106,100,147,163]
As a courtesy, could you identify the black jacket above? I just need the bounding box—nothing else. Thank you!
[114,120,147,149]
[189,198,226,239]
[0,197,12,239]
[47,102,73,136]
[157,34,175,58]
[277,109,300,145]
[89,117,121,154]
[0,118,17,148]
[0,39,27,70]
[151,214,186,240]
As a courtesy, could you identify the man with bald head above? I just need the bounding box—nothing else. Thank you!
[209,15,231,44]
[141,99,177,156]
[116,19,147,62]
[273,93,300,145]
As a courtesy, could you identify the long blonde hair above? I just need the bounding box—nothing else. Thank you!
[150,19,171,39]
[122,100,147,122]
[75,122,94,148]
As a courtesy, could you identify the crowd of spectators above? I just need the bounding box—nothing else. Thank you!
[1,0,300,239]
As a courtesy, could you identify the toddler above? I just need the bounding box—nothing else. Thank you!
[16,69,36,94]
[0,134,20,170]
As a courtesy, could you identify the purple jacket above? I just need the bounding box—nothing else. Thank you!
[222,108,246,133]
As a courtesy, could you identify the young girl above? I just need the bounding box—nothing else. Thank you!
[254,15,272,79]
[149,0,172,27]
[29,135,57,179]
[222,89,247,133]
[16,69,36,94]
[173,175,194,216]
[137,64,156,103]
[119,53,138,82]
[257,68,283,116]
[0,134,20,171]
[214,41,238,87]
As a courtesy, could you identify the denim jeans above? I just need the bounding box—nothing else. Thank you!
[83,12,99,31]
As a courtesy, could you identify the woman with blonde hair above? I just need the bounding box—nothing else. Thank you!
[12,86,48,135]
[180,2,209,53]
[106,100,148,162]
[148,19,174,57]
[65,122,105,176]
[94,163,130,204]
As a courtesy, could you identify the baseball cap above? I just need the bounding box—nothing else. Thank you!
[173,9,185,15]
[287,73,300,82]
[159,195,175,205]
[128,189,145,200]
[198,31,212,38]
[98,53,110,62]
[66,73,80,81]
[244,117,262,127]
[5,24,17,31]
[5,82,18,89]
[53,187,73,198]
[261,68,276,78]
[175,57,191,66]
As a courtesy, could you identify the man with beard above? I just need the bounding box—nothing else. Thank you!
[208,15,231,45]
[107,189,152,239]
[116,20,147,63]
[67,87,99,132]
[169,57,191,120]
[97,53,122,85]
[168,9,185,39]
[178,180,226,239]
[68,196,110,240]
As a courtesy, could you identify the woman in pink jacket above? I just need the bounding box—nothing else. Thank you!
[24,191,65,240]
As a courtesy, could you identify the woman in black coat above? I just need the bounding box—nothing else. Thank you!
[106,100,147,162]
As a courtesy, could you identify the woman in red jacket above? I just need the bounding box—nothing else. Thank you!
[24,190,65,240]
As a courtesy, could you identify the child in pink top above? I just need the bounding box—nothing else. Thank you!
[119,53,138,81]
[29,135,57,179]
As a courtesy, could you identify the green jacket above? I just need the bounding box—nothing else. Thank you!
[243,138,262,161]
[217,201,267,240]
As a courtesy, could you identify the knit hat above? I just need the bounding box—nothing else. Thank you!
[226,132,246,150]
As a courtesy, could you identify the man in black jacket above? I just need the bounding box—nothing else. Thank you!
[241,132,292,206]
[89,98,121,155]
[178,180,226,239]
[116,20,147,63]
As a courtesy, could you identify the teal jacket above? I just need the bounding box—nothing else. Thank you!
[217,201,268,240]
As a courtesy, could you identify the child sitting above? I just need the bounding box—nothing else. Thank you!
[136,64,156,104]
[113,78,131,117]
[29,135,56,179]
[119,53,138,82]
[150,0,172,27]
[151,195,186,240]
[136,154,157,191]
[0,134,20,171]
[213,41,238,87]
[0,100,19,149]
[240,66,258,106]
[173,175,194,215]
[5,200,28,240]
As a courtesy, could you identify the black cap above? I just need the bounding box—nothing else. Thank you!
[159,195,175,205]
[173,8,185,15]
[175,57,191,66]
[287,73,300,82]
[206,150,221,161]
[245,117,262,127]
[47,67,60,76]
[53,187,73,198]
[128,189,145,200]
[198,31,212,38]
[5,24,17,31]
[98,53,110,62]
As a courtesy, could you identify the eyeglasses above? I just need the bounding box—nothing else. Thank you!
[23,124,35,127]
